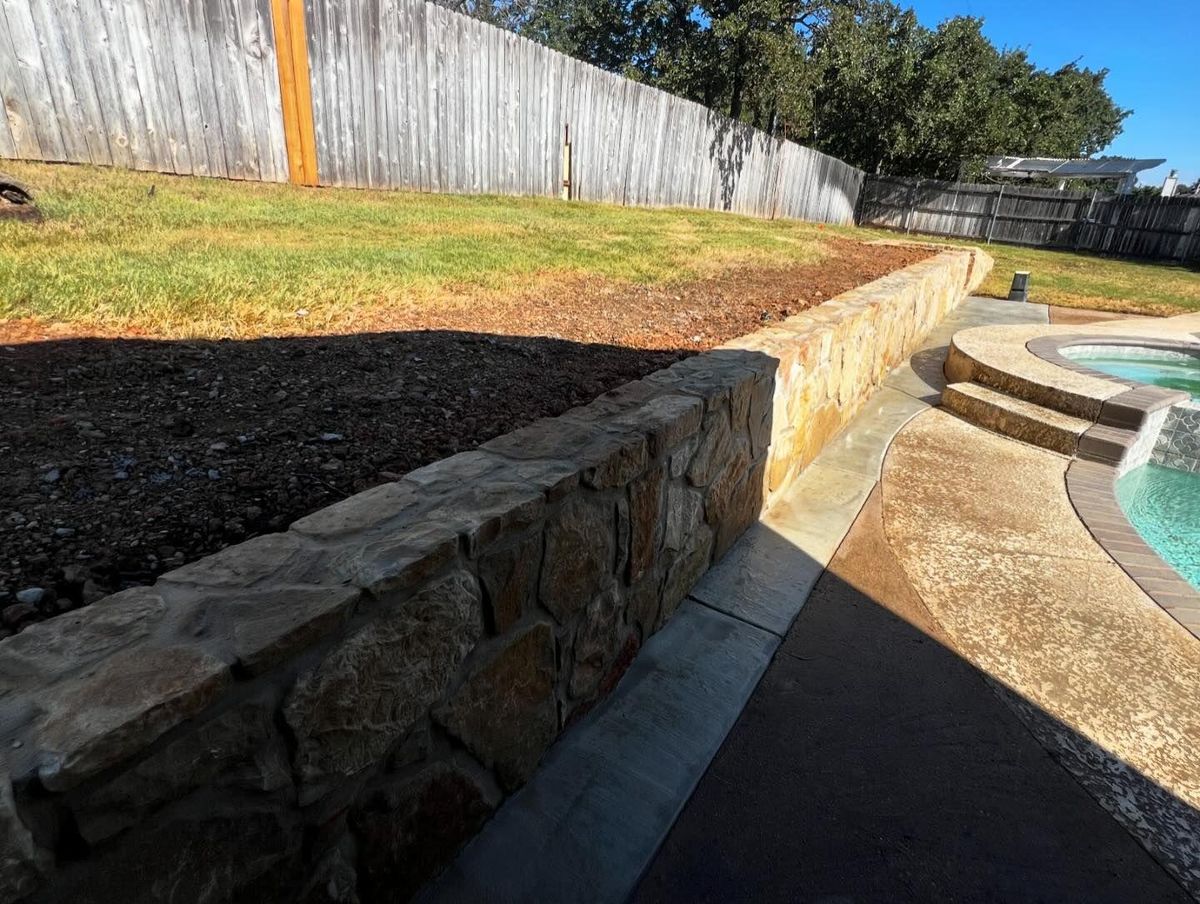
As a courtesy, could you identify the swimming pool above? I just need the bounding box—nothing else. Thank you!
[1063,346,1200,399]
[1116,463,1200,591]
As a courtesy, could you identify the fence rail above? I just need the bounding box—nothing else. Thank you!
[857,175,1200,264]
[0,0,863,224]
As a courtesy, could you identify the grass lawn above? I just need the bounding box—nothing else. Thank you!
[849,226,1200,316]
[0,162,837,338]
[1,161,1196,338]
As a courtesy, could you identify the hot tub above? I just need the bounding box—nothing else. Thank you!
[1060,344,1200,399]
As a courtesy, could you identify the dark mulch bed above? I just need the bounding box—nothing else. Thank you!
[0,240,931,632]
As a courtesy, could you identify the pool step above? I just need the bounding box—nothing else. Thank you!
[942,382,1093,455]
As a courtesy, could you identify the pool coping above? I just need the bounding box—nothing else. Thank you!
[1026,334,1200,639]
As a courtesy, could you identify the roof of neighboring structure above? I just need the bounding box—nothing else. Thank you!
[985,156,1167,180]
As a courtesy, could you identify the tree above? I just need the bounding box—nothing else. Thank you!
[444,0,1129,179]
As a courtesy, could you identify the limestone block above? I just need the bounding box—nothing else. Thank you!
[661,523,715,628]
[612,393,704,459]
[285,570,483,788]
[484,417,646,490]
[34,645,231,792]
[478,534,541,634]
[628,465,665,584]
[425,477,546,557]
[289,482,419,540]
[570,585,624,699]
[686,407,734,488]
[214,586,361,676]
[0,772,48,903]
[331,521,460,603]
[73,698,293,844]
[42,807,301,904]
[669,436,699,479]
[706,445,762,558]
[627,567,664,640]
[0,587,167,698]
[352,761,496,904]
[664,483,705,554]
[434,623,557,790]
[539,494,616,624]
[162,532,325,589]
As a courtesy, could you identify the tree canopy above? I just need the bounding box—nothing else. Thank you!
[437,0,1129,180]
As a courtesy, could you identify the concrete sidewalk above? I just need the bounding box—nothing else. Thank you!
[425,298,1191,903]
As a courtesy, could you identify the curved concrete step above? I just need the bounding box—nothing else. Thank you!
[945,330,1117,420]
[942,382,1092,455]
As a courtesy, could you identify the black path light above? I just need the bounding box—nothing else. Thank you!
[1008,271,1031,302]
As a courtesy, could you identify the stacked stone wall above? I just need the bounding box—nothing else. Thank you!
[0,247,991,902]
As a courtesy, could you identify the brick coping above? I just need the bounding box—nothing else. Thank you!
[1025,334,1200,638]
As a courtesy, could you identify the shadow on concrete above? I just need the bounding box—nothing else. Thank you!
[633,489,1199,903]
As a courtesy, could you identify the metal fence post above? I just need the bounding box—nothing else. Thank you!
[985,184,1004,244]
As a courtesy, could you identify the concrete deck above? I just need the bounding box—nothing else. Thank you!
[636,485,1189,903]
[425,299,1198,903]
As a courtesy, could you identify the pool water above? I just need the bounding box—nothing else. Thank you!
[1068,352,1200,399]
[1116,464,1200,591]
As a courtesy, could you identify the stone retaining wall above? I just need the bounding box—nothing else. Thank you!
[0,247,990,903]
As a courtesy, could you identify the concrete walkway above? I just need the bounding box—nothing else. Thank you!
[426,298,1192,903]
[635,484,1188,903]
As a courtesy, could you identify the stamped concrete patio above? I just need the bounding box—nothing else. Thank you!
[425,297,1200,903]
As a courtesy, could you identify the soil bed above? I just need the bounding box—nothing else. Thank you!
[0,240,929,631]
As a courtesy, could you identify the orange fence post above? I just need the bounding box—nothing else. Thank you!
[270,0,319,186]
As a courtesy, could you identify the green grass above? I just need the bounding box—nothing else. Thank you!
[0,162,833,337]
[847,226,1200,317]
[2,161,1195,337]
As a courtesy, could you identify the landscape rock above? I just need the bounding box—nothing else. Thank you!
[14,589,43,606]
[285,570,483,788]
[434,623,558,790]
[1,605,36,630]
[540,494,616,623]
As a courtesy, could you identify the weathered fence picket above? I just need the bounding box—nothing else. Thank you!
[0,0,863,224]
[858,174,1200,264]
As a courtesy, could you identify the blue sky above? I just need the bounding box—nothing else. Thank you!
[907,0,1199,187]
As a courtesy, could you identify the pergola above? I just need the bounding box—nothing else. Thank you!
[984,156,1166,194]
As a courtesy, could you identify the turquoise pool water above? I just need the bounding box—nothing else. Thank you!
[1068,351,1200,399]
[1116,464,1200,591]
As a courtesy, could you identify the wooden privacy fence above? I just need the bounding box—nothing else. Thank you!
[0,0,864,224]
[857,175,1200,264]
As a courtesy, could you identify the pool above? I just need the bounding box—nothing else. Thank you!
[1116,463,1200,591]
[1063,345,1200,398]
